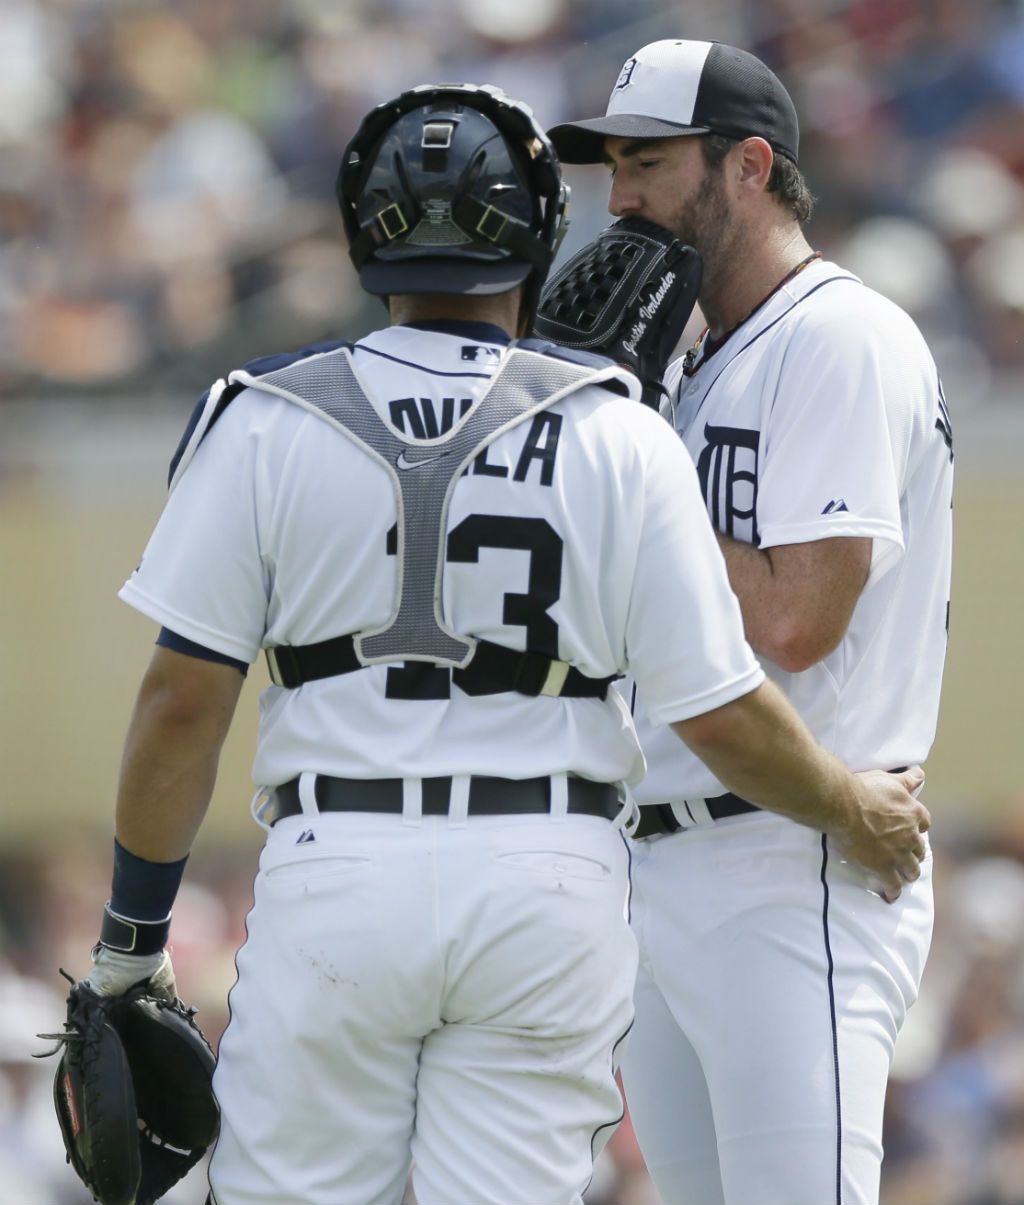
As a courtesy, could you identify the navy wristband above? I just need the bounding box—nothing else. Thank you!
[99,902,171,955]
[110,838,188,922]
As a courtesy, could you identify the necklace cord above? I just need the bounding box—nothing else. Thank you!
[683,251,822,376]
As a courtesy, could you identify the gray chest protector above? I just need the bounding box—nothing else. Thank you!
[206,343,621,699]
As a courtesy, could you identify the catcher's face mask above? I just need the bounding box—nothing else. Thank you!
[337,83,569,322]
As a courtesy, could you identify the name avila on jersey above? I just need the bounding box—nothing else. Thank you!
[390,395,474,439]
[389,395,563,487]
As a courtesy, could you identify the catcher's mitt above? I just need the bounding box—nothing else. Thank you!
[37,971,219,1205]
[533,217,702,409]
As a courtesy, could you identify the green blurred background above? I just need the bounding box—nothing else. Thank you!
[2,1,1024,1203]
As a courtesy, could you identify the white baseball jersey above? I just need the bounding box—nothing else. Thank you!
[622,258,949,1205]
[630,259,954,803]
[120,320,763,793]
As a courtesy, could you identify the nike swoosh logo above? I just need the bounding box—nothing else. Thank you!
[396,449,449,470]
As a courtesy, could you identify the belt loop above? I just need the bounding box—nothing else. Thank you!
[298,772,319,817]
[402,778,423,826]
[448,775,470,828]
[540,661,570,697]
[251,787,273,832]
[676,798,710,826]
[611,784,638,835]
[265,648,284,688]
[549,772,569,823]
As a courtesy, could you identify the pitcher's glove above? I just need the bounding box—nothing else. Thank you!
[533,217,702,409]
[36,970,219,1205]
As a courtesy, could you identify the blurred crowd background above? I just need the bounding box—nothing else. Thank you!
[4,0,1024,403]
[3,0,1024,1203]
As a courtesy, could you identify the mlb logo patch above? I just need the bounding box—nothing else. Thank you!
[461,345,501,363]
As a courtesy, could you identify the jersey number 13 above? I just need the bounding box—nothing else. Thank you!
[385,514,562,700]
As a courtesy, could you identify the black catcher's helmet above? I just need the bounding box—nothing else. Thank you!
[337,83,568,320]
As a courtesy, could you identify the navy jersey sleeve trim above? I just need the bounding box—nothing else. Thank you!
[239,338,352,380]
[167,382,244,486]
[168,339,353,485]
[168,387,212,487]
[157,628,249,676]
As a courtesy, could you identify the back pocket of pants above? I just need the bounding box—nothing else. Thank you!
[263,853,374,886]
[495,849,613,882]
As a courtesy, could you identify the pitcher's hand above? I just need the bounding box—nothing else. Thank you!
[830,767,930,902]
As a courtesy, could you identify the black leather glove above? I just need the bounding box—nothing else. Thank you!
[533,217,702,409]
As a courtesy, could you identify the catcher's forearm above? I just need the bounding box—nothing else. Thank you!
[671,680,860,834]
[115,712,222,863]
[671,679,929,901]
[115,646,244,862]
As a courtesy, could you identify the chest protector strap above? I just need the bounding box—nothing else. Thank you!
[224,344,620,698]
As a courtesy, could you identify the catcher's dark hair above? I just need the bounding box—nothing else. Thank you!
[701,134,815,225]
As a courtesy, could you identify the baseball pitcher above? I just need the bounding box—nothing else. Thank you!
[546,38,953,1205]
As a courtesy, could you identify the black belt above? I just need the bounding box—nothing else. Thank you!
[269,774,620,825]
[632,793,758,839]
[632,766,911,839]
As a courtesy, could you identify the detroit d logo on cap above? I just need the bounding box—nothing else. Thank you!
[614,58,638,90]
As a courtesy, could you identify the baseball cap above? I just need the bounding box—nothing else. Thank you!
[548,40,799,165]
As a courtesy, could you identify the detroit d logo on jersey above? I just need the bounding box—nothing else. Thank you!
[695,424,760,544]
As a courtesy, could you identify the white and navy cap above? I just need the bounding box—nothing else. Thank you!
[549,40,799,165]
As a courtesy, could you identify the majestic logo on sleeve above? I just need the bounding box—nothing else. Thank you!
[695,424,760,543]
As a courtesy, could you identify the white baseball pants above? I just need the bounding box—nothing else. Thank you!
[208,808,637,1205]
[622,810,934,1205]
